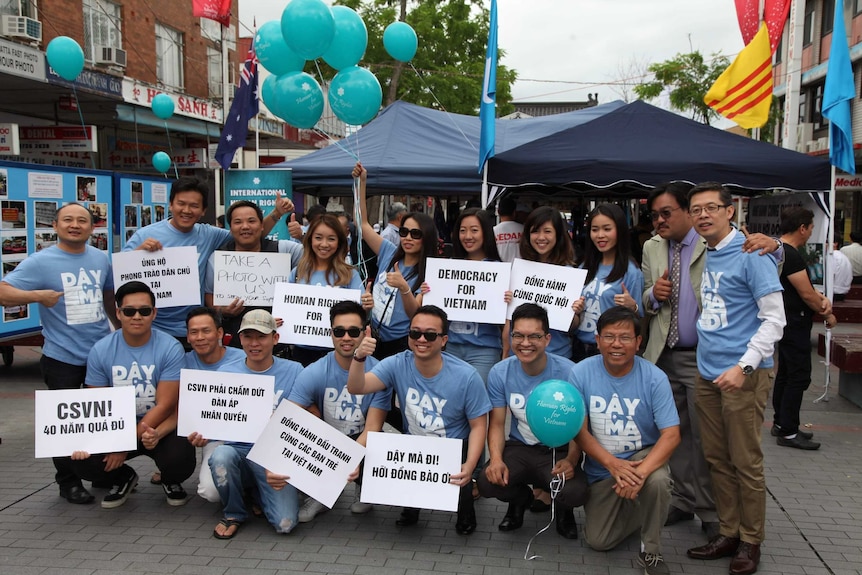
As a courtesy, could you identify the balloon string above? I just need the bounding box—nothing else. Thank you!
[71,86,97,171]
[408,62,477,153]
[524,448,565,561]
[352,176,368,282]
[163,121,179,179]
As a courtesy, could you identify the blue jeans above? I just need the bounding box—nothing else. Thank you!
[209,443,299,533]
[444,342,501,384]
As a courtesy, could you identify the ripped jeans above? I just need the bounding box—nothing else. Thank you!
[209,443,298,533]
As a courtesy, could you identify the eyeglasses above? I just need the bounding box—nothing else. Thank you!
[119,306,154,317]
[599,334,636,344]
[332,326,363,338]
[408,329,444,341]
[511,332,546,342]
[688,203,730,217]
[399,227,424,240]
[649,206,683,221]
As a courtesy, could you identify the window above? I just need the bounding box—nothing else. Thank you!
[0,0,36,18]
[812,83,825,129]
[803,0,815,45]
[857,0,862,15]
[775,35,783,64]
[207,47,222,98]
[83,0,121,63]
[156,23,183,89]
[798,90,808,123]
[822,0,835,36]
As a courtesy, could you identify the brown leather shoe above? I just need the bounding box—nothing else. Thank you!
[729,542,761,575]
[687,535,741,560]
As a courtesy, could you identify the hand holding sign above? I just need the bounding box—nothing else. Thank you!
[265,468,292,491]
[653,270,672,302]
[136,238,164,252]
[571,296,585,315]
[186,431,209,448]
[223,297,245,317]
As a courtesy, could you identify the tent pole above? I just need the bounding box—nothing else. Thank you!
[816,165,837,403]
[481,162,489,208]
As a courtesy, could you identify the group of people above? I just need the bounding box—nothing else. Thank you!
[0,167,840,575]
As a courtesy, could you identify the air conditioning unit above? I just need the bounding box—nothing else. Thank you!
[1,15,42,42]
[95,45,127,68]
[817,136,829,151]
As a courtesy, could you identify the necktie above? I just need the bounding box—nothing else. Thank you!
[667,242,682,348]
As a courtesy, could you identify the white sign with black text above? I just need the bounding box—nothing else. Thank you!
[112,246,201,308]
[507,258,588,332]
[422,257,511,323]
[271,282,361,348]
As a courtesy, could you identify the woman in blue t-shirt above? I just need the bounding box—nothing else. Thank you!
[289,213,366,366]
[572,203,644,361]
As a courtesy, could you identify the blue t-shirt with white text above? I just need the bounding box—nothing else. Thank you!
[577,260,644,344]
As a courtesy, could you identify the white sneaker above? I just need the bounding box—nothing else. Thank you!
[298,497,327,523]
[350,484,372,514]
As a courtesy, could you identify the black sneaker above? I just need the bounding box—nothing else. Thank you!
[777,435,821,450]
[771,424,813,440]
[101,468,138,509]
[162,483,189,506]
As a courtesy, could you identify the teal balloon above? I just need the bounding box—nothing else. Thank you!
[151,94,174,120]
[46,36,85,81]
[152,151,171,174]
[383,21,417,62]
[322,6,367,71]
[273,72,324,129]
[260,74,285,118]
[255,20,305,75]
[281,0,335,60]
[525,380,586,448]
[327,66,382,126]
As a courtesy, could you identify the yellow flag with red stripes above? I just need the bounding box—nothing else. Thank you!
[704,22,773,129]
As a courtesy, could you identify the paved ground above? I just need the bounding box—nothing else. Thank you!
[0,323,860,575]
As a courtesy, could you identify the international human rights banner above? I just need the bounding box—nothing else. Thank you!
[422,257,511,323]
[271,282,361,348]
[112,246,201,307]
[177,369,274,443]
[247,400,366,508]
[360,432,462,512]
[211,250,292,306]
[506,258,588,332]
[34,387,137,458]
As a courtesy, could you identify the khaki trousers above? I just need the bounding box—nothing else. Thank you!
[695,369,771,544]
[583,447,672,555]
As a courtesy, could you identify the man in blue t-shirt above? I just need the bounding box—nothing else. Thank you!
[188,310,304,539]
[0,203,117,505]
[685,183,785,575]
[179,307,244,502]
[125,177,293,344]
[284,300,390,523]
[70,281,195,510]
[478,303,588,539]
[570,306,680,575]
[348,305,492,535]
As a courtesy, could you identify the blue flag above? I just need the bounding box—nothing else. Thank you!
[478,0,497,172]
[216,48,259,171]
[822,0,855,174]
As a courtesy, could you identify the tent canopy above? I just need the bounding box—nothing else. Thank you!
[488,100,831,195]
[272,100,624,196]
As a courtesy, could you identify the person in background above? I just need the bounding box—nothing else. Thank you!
[494,196,524,263]
[840,230,862,283]
[832,235,853,301]
[380,201,408,246]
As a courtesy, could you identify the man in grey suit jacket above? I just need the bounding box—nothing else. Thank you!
[641,183,781,541]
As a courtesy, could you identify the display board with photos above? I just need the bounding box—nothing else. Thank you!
[116,175,173,245]
[0,160,113,340]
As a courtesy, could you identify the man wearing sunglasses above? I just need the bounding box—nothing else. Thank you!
[685,183,785,575]
[0,203,118,505]
[284,300,390,523]
[477,303,588,539]
[70,281,195,509]
[347,305,491,535]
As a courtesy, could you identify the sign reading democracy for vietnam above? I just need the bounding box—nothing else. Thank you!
[272,282,361,348]
[422,257,511,323]
[34,387,137,458]
[247,400,366,509]
[112,246,201,308]
[212,250,292,306]
[176,369,274,443]
[360,432,462,512]
[507,258,588,332]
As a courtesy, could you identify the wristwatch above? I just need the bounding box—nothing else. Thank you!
[353,349,367,363]
[738,362,754,376]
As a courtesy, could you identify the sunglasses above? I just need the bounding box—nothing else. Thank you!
[332,326,363,338]
[398,227,424,240]
[408,329,444,342]
[119,306,154,317]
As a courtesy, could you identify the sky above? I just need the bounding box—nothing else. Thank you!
[239,0,747,106]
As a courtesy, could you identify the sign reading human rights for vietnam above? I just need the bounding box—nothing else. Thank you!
[272,283,361,348]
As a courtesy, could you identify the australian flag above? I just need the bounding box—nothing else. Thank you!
[215,48,259,170]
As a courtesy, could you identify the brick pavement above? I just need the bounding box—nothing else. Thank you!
[0,329,860,575]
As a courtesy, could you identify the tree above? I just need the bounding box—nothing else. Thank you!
[634,51,730,125]
[608,55,650,103]
[336,0,517,116]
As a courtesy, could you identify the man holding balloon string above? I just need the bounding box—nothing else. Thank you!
[477,303,588,539]
[570,306,680,575]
